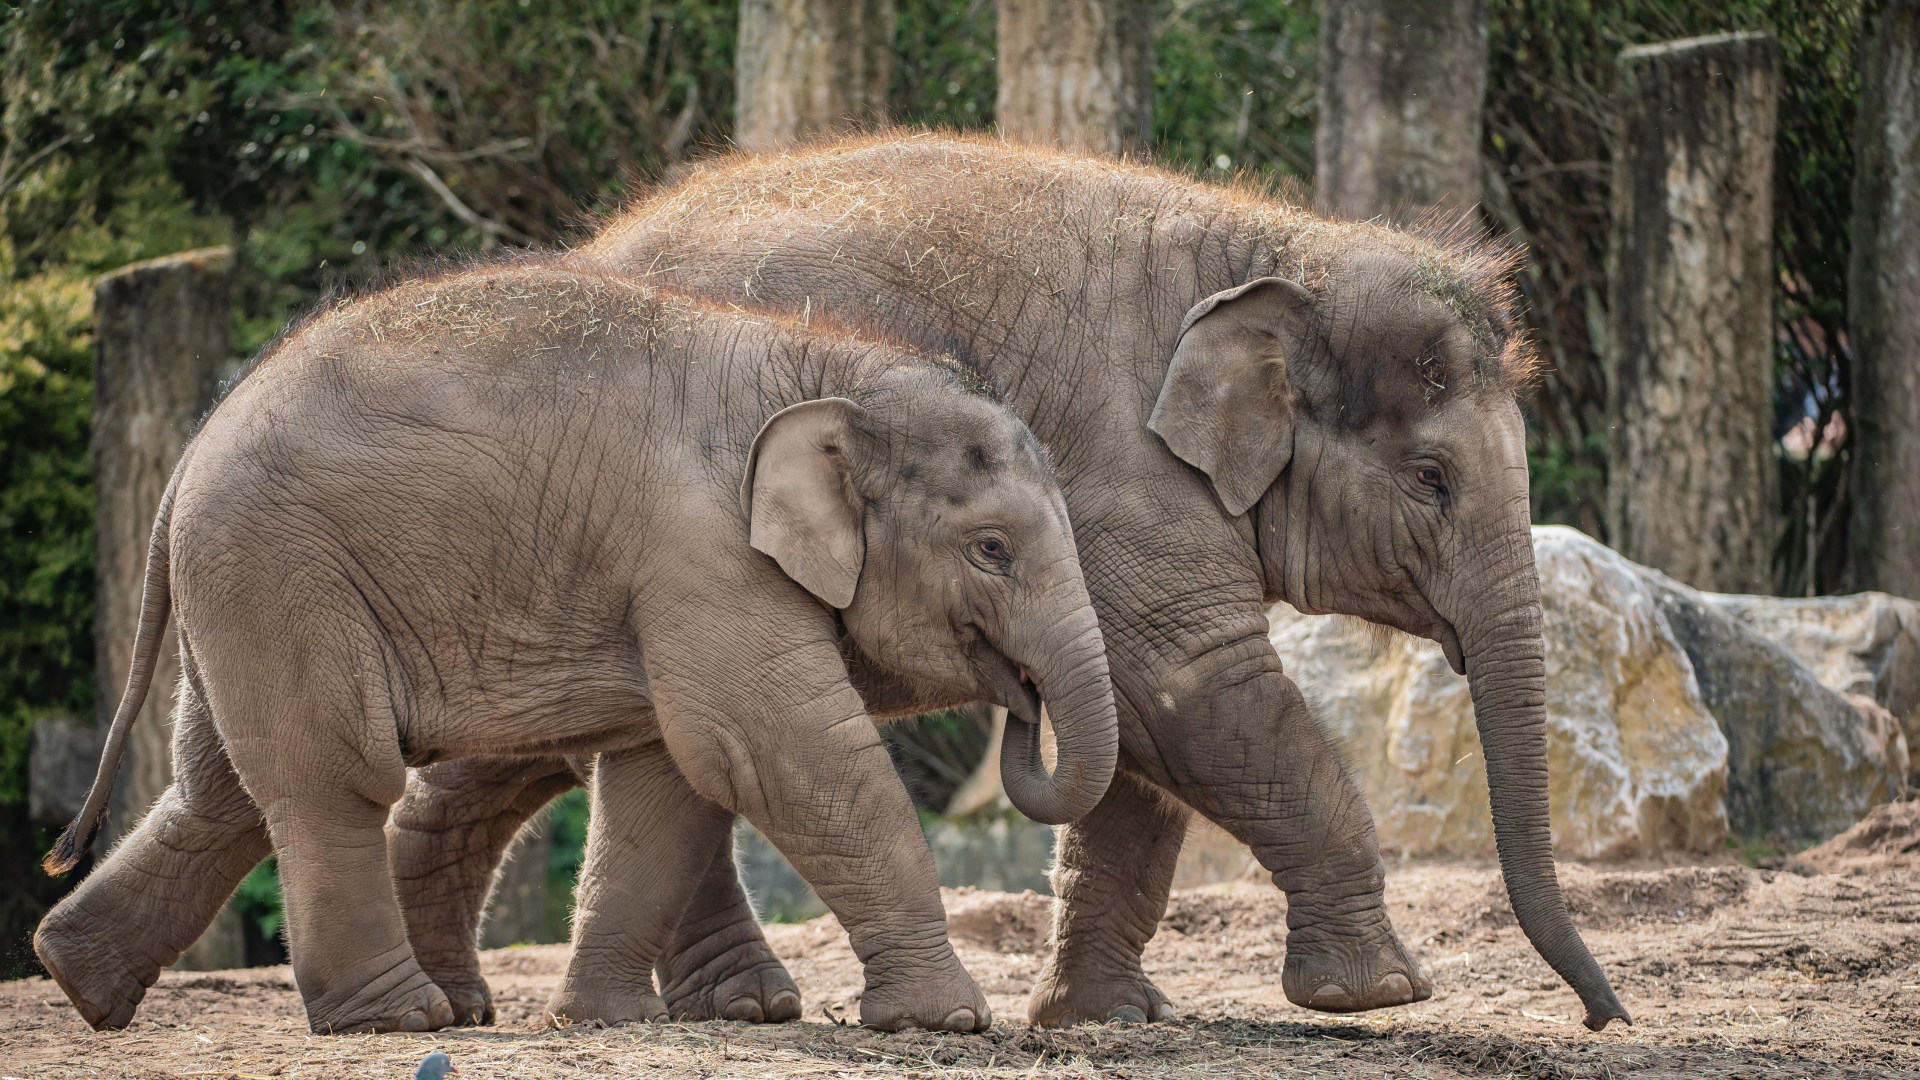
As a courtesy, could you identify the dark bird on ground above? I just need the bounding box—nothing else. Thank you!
[415,1051,458,1079]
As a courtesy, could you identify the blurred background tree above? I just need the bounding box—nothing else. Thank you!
[0,0,1871,974]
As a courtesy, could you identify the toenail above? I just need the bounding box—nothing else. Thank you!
[722,996,764,1023]
[769,990,801,1019]
[398,1009,430,1032]
[1108,1005,1148,1023]
[1376,973,1413,1001]
[940,1007,977,1031]
[1308,983,1355,1009]
[1154,1002,1176,1021]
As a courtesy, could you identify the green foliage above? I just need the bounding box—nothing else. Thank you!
[546,787,589,909]
[1154,0,1318,180]
[892,1,996,129]
[233,855,285,942]
[0,258,95,805]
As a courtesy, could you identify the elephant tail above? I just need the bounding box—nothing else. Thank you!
[43,458,185,876]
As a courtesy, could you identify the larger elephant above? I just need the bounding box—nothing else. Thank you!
[33,266,1118,1035]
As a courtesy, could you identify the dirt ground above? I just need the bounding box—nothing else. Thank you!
[6,804,1919,1080]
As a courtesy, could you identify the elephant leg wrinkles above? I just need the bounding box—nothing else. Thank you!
[1028,619,1428,1024]
[548,745,736,1025]
[1146,642,1429,1015]
[1027,770,1186,1026]
[655,825,802,1022]
[208,613,453,1035]
[35,667,271,1031]
[391,755,800,1026]
[389,754,582,1025]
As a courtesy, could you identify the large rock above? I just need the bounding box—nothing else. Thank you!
[1269,526,1729,859]
[1643,573,1909,846]
[1705,591,1920,775]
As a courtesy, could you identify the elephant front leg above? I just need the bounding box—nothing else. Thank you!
[547,745,735,1026]
[1155,652,1429,1014]
[1027,770,1187,1026]
[388,755,581,1025]
[655,828,802,1023]
[643,593,988,1033]
[722,725,989,1033]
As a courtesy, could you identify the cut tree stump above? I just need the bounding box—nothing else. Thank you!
[1315,0,1489,219]
[91,246,241,971]
[1605,33,1779,595]
[996,0,1153,155]
[736,0,893,152]
[1850,1,1920,600]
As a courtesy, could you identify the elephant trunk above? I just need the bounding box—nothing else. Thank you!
[997,595,1118,826]
[1458,548,1631,1032]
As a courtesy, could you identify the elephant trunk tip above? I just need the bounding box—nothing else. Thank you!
[1582,990,1631,1032]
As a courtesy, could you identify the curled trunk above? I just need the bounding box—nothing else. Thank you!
[998,603,1118,825]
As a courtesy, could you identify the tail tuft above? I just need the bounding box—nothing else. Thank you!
[42,820,94,876]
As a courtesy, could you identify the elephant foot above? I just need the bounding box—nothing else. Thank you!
[305,963,455,1035]
[546,976,669,1028]
[659,934,801,1023]
[857,957,992,1032]
[34,915,160,1031]
[436,975,495,1026]
[1280,928,1431,1014]
[1027,965,1177,1026]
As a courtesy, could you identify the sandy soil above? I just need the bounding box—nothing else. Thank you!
[5,805,1919,1079]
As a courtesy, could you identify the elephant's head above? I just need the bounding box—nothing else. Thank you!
[1148,243,1629,1030]
[740,363,1118,825]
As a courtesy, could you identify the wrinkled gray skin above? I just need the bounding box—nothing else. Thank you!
[32,265,1117,1036]
[495,138,1621,1031]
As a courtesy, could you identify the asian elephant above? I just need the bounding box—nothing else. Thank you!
[433,135,1614,1033]
[33,264,1118,1035]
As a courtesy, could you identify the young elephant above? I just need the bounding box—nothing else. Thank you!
[34,264,1118,1036]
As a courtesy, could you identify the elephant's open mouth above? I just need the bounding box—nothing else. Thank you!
[973,639,1045,726]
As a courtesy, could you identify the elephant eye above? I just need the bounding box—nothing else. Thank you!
[970,536,1013,572]
[1414,466,1444,489]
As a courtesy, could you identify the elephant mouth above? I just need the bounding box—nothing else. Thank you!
[973,639,1045,727]
[1433,618,1466,675]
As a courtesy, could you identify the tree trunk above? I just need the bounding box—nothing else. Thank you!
[1850,1,1920,601]
[1605,34,1778,595]
[995,0,1154,154]
[736,0,893,152]
[1315,0,1489,220]
[91,246,239,969]
[480,817,562,948]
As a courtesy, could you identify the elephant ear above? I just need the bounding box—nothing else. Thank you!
[1148,276,1315,517]
[740,398,869,609]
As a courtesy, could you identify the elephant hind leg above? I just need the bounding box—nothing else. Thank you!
[389,755,581,1025]
[35,662,271,1031]
[548,744,734,1027]
[655,825,801,1023]
[208,621,451,1035]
